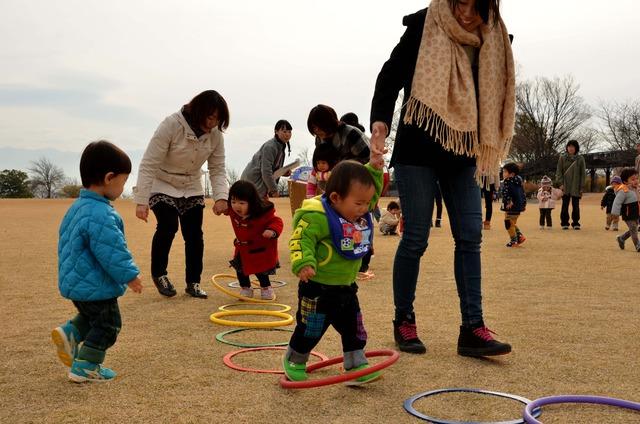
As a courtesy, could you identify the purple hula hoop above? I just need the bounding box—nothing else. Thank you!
[523,395,640,423]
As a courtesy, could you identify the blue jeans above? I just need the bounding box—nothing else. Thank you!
[393,164,483,326]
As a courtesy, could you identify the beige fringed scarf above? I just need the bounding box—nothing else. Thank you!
[403,0,515,185]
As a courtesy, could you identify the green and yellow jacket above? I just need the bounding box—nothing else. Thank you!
[289,164,383,285]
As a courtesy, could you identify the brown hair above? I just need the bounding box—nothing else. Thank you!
[183,90,230,132]
[307,104,339,136]
[449,0,501,24]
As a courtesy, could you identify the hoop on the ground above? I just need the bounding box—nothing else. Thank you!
[210,310,293,328]
[403,388,542,424]
[215,328,293,348]
[523,395,640,424]
[227,279,287,289]
[218,303,291,313]
[212,274,276,303]
[223,346,328,374]
[279,349,399,389]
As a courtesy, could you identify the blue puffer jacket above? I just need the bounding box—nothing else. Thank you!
[58,189,139,301]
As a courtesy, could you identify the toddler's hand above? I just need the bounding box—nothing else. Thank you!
[136,204,149,222]
[128,276,143,293]
[297,266,316,283]
[262,229,277,238]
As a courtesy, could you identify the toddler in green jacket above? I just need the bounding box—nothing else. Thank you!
[283,157,384,385]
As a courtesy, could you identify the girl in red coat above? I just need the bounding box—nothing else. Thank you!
[228,181,284,300]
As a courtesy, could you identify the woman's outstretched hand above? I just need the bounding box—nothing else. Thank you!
[136,204,149,222]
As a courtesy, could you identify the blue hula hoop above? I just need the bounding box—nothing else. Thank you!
[404,388,542,424]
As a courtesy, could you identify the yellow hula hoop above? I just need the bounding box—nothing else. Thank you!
[218,303,292,313]
[211,274,277,303]
[209,310,294,328]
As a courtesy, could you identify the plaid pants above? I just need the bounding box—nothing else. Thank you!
[289,281,367,355]
[72,298,121,364]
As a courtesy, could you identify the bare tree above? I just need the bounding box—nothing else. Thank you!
[510,75,591,163]
[226,168,240,185]
[385,92,405,160]
[296,147,311,167]
[599,100,640,152]
[28,157,65,198]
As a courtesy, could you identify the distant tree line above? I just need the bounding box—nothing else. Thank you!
[0,157,81,199]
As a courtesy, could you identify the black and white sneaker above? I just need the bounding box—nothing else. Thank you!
[186,282,208,299]
[153,275,177,297]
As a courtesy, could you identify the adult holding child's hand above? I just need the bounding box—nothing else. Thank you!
[133,90,230,299]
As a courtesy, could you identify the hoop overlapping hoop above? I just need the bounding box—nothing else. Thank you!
[215,328,293,348]
[209,310,293,328]
[218,303,291,313]
[227,279,287,289]
[223,346,328,374]
[279,349,399,389]
[211,274,276,302]
[523,395,640,424]
[403,388,542,424]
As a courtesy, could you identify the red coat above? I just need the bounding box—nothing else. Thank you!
[229,206,283,275]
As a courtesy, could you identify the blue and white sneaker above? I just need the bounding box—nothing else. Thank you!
[51,321,81,367]
[68,359,117,383]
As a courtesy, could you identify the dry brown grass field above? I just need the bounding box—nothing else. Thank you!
[1,195,638,423]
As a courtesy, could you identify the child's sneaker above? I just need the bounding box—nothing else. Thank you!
[562,226,569,230]
[605,226,610,230]
[483,220,491,230]
[282,356,307,381]
[617,235,625,250]
[505,240,518,248]
[457,324,512,357]
[68,359,116,383]
[260,286,275,300]
[517,234,526,245]
[344,363,381,386]
[612,224,619,231]
[573,224,581,230]
[51,321,81,367]
[539,226,544,230]
[239,287,253,298]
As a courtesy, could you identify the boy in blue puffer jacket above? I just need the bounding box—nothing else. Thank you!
[52,140,143,383]
[501,162,527,247]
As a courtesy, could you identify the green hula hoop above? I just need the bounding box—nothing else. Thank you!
[215,328,294,348]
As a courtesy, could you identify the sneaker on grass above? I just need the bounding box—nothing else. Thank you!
[282,356,307,381]
[68,359,116,383]
[260,286,275,300]
[51,321,81,367]
[239,287,253,298]
[344,363,381,386]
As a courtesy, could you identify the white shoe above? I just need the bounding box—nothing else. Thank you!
[239,287,253,298]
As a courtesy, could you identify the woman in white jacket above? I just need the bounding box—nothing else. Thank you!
[134,90,230,299]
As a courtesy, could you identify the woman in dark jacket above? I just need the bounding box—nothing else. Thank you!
[369,0,514,357]
[555,140,586,229]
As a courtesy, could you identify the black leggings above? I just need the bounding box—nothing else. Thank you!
[482,184,495,222]
[539,208,552,227]
[237,271,271,288]
[151,202,204,284]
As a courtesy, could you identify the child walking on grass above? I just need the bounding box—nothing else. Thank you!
[501,163,527,247]
[228,180,283,300]
[601,176,621,231]
[611,168,640,251]
[52,140,142,383]
[283,154,384,385]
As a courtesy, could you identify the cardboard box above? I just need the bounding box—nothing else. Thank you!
[288,180,307,216]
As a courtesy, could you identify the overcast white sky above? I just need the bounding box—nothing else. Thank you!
[1,0,639,176]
